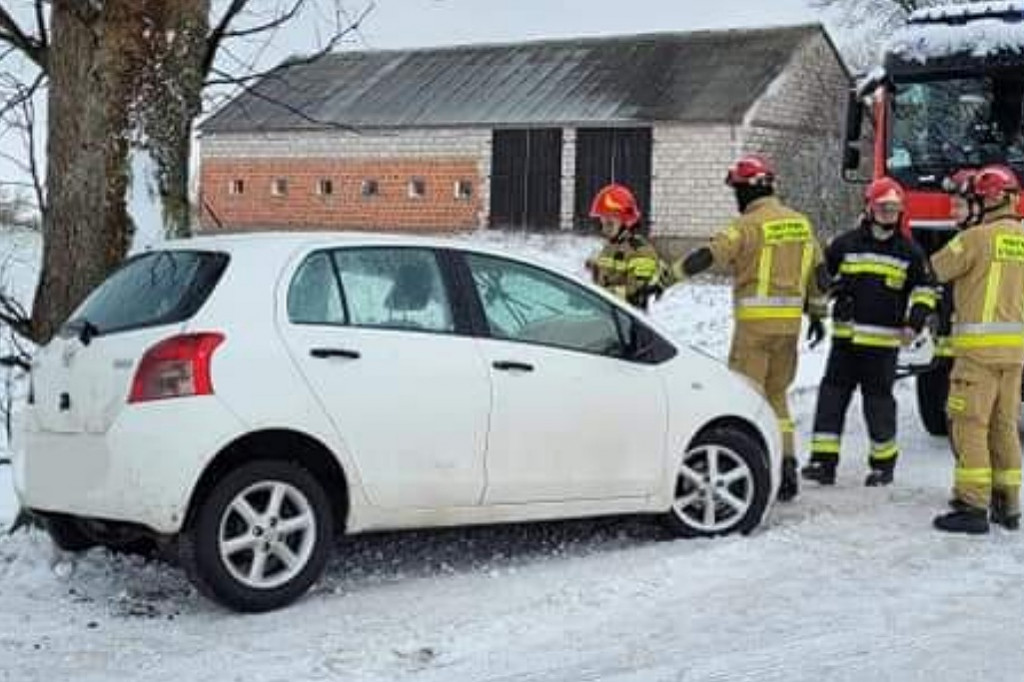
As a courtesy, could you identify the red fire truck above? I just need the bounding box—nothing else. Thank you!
[842,1,1024,435]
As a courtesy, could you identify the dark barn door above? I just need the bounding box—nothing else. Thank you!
[490,129,562,230]
[574,128,652,233]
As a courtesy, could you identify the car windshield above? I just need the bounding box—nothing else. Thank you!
[889,74,1024,186]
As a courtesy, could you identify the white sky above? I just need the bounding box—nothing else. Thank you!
[253,0,833,67]
[332,0,823,50]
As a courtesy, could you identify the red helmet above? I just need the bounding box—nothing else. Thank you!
[973,165,1021,202]
[725,154,775,187]
[865,177,905,210]
[943,169,978,197]
[590,183,641,227]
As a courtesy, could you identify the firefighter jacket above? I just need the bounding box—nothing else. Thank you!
[707,196,826,335]
[590,231,665,309]
[823,222,936,349]
[931,205,1024,365]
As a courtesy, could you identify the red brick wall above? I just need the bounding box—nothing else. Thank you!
[199,158,484,232]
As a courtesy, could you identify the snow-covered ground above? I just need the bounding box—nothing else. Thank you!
[2,231,1023,681]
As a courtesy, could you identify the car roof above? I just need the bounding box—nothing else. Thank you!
[152,230,578,274]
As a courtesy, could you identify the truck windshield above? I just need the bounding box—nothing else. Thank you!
[889,74,1024,186]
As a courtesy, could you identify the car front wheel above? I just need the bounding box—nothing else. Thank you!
[179,459,333,612]
[664,426,771,538]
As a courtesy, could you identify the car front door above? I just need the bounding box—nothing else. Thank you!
[277,247,491,509]
[461,252,669,504]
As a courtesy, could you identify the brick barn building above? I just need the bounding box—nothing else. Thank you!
[198,24,852,254]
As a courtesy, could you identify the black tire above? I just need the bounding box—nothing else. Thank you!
[917,360,951,437]
[179,459,333,613]
[41,513,98,552]
[663,426,772,538]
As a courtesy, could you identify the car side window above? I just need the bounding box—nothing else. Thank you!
[465,253,624,356]
[287,251,347,325]
[333,248,455,333]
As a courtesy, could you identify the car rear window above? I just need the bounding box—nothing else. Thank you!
[62,250,229,338]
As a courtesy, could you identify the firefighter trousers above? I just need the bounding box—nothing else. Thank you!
[946,358,1023,513]
[809,342,899,471]
[728,327,798,459]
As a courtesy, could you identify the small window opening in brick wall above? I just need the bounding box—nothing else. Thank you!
[361,179,379,198]
[408,178,426,199]
[317,178,334,196]
[229,179,245,195]
[454,179,474,200]
[271,178,288,196]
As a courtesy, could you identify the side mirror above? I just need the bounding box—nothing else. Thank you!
[844,90,864,143]
[843,144,862,173]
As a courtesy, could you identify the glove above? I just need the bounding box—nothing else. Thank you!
[807,315,826,349]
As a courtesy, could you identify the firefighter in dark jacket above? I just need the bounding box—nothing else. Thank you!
[586,183,665,311]
[673,154,827,502]
[802,177,937,487]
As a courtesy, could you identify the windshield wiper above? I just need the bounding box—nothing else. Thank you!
[65,318,100,346]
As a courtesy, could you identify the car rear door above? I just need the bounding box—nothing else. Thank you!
[276,246,492,510]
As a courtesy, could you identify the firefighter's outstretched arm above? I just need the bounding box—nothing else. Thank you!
[672,246,714,280]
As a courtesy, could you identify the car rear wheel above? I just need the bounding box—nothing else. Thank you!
[664,427,771,538]
[179,459,333,612]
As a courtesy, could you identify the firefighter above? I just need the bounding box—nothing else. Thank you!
[586,183,666,311]
[931,164,1024,534]
[673,154,827,502]
[801,178,936,488]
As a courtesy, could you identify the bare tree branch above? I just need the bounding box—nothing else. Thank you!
[203,2,372,87]
[222,0,307,40]
[34,0,48,55]
[0,71,44,122]
[0,4,47,70]
[204,0,251,77]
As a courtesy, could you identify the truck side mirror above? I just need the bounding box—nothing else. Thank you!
[845,90,864,143]
[843,144,862,173]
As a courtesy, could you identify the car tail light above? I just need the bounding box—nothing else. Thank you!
[129,333,225,404]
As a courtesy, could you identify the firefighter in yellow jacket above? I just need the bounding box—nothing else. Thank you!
[931,164,1024,534]
[673,154,827,502]
[586,183,665,311]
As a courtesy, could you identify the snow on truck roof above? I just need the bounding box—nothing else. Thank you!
[890,2,1024,63]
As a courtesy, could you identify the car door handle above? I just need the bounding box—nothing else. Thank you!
[493,360,534,372]
[310,348,361,360]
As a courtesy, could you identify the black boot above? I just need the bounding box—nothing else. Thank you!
[801,460,836,486]
[933,505,990,535]
[991,491,1020,531]
[778,458,799,502]
[864,467,894,487]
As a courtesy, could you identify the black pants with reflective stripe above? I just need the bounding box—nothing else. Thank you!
[810,342,899,471]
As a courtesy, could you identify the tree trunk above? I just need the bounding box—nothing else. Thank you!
[133,0,209,240]
[28,1,210,343]
[30,2,135,344]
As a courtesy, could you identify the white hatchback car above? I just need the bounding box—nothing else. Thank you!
[15,233,782,611]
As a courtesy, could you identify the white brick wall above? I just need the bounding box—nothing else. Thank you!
[651,123,738,239]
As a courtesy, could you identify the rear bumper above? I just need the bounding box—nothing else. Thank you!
[13,397,245,534]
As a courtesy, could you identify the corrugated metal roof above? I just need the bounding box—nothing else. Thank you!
[201,24,837,133]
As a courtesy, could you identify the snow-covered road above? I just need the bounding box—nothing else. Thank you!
[1,232,1021,682]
